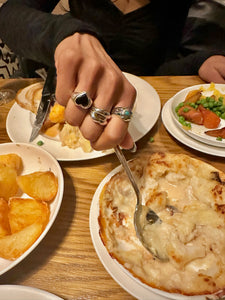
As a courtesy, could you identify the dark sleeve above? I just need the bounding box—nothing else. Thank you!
[155,0,225,76]
[0,0,103,67]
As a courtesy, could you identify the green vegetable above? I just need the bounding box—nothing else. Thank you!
[216,136,223,141]
[37,140,44,146]
[149,137,154,143]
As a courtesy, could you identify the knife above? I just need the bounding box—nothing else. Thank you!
[29,67,56,142]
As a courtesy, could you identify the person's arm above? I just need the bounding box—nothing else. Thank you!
[0,0,102,66]
[0,0,136,151]
[155,0,225,82]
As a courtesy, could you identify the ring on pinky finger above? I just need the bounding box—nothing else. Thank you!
[111,107,132,122]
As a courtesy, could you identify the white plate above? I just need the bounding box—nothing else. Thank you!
[0,143,64,276]
[0,285,63,300]
[162,99,225,157]
[89,166,215,300]
[6,73,161,161]
[170,84,225,148]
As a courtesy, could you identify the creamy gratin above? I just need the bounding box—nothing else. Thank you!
[98,152,225,296]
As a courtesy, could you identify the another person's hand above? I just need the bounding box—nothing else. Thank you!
[198,55,225,83]
[54,33,136,151]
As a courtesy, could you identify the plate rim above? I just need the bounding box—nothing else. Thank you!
[0,284,63,300]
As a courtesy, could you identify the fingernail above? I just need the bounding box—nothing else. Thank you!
[128,142,137,153]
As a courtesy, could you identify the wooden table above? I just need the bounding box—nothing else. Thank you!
[0,76,224,300]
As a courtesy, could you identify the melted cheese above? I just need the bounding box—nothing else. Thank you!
[98,153,225,296]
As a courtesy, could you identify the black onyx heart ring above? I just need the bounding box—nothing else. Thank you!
[71,91,93,109]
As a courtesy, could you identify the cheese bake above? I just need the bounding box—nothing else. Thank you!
[98,152,225,296]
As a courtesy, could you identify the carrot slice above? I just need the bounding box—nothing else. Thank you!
[205,127,225,138]
[198,105,221,129]
[178,106,203,125]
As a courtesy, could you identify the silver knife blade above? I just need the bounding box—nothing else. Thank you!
[29,68,56,142]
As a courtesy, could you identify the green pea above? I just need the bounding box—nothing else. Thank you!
[178,116,185,123]
[221,113,225,119]
[149,137,154,143]
[37,140,44,146]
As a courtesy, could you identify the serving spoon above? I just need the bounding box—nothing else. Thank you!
[114,146,168,261]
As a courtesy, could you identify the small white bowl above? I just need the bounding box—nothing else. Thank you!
[0,142,64,276]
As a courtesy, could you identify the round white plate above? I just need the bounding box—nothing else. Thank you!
[89,166,215,300]
[0,143,64,276]
[162,99,225,157]
[0,285,63,300]
[170,84,225,148]
[6,73,161,161]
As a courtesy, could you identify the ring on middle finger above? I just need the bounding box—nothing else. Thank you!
[89,106,111,126]
[71,91,93,109]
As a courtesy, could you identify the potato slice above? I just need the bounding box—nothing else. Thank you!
[0,198,10,238]
[79,135,92,153]
[44,123,64,137]
[17,171,58,201]
[0,153,23,173]
[0,222,43,260]
[9,198,50,233]
[0,166,19,200]
[184,89,202,103]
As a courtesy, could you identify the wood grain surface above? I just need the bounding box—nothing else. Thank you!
[0,76,224,300]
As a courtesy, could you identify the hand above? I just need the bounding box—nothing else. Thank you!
[54,33,136,151]
[198,55,225,83]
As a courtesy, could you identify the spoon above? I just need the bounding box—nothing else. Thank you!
[114,146,167,261]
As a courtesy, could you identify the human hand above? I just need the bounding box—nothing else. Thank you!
[54,33,136,151]
[198,55,225,83]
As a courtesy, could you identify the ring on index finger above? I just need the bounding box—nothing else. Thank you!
[71,91,93,109]
[111,107,133,122]
[89,106,111,126]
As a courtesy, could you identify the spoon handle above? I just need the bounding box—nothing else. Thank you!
[114,146,141,205]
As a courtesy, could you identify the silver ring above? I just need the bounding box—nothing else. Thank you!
[89,106,111,126]
[111,107,132,122]
[71,91,93,109]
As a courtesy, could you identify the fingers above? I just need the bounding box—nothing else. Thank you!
[54,33,137,150]
[198,55,225,83]
[80,72,136,147]
[90,115,134,150]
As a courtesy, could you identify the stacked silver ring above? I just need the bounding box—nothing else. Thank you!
[71,91,93,109]
[111,107,132,122]
[89,106,111,126]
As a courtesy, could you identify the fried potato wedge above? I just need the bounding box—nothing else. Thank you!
[0,166,19,200]
[0,198,10,238]
[9,198,50,233]
[0,153,23,173]
[184,89,202,103]
[17,171,58,201]
[0,222,43,260]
